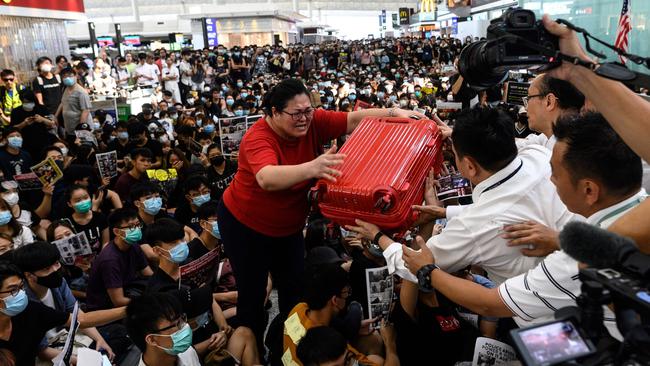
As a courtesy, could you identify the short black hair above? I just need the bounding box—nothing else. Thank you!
[64,184,88,203]
[304,264,348,310]
[13,241,60,273]
[183,175,209,195]
[127,122,147,137]
[126,292,183,352]
[263,78,309,117]
[197,202,219,220]
[108,208,139,230]
[553,112,642,196]
[130,182,160,203]
[144,218,184,247]
[0,261,24,286]
[538,75,585,111]
[0,69,14,78]
[35,56,52,67]
[296,327,347,366]
[60,67,75,76]
[451,107,517,172]
[130,147,153,161]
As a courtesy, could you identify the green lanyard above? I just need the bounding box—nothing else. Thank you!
[596,198,643,227]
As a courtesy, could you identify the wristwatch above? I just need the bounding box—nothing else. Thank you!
[416,263,440,293]
[372,231,385,246]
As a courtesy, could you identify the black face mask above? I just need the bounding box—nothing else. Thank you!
[36,270,63,289]
[210,156,225,166]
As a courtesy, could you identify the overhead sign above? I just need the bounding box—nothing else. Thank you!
[451,17,459,35]
[420,0,436,13]
[381,9,386,25]
[0,0,85,20]
[204,18,219,47]
[399,8,410,25]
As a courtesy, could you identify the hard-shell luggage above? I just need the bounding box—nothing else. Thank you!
[310,117,444,232]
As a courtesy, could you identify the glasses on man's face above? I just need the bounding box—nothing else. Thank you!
[153,314,188,334]
[118,222,142,231]
[0,280,24,298]
[522,93,547,109]
[282,108,314,122]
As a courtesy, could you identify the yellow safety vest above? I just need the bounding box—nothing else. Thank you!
[2,84,23,118]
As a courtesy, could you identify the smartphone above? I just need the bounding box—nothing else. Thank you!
[510,318,596,366]
[189,139,202,156]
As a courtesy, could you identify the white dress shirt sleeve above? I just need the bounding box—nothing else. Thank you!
[445,205,467,220]
[515,133,549,150]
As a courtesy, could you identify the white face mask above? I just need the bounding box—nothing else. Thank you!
[60,147,68,157]
[40,64,53,73]
[2,192,19,206]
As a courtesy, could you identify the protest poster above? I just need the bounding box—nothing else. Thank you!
[13,172,43,191]
[365,266,394,329]
[53,302,80,366]
[75,130,98,146]
[354,100,372,111]
[179,247,221,289]
[472,337,519,366]
[52,232,93,266]
[219,116,247,156]
[96,151,118,179]
[30,157,63,186]
[437,172,473,204]
[146,168,178,197]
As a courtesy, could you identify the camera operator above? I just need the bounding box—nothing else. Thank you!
[399,112,643,341]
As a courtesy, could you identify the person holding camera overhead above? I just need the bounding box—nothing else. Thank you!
[217,78,426,346]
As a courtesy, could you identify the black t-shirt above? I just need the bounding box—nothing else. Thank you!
[70,212,108,254]
[0,148,33,179]
[207,160,238,202]
[392,297,478,366]
[0,301,69,366]
[174,202,202,234]
[31,74,63,115]
[188,237,210,262]
[107,138,131,160]
[10,105,55,159]
[126,138,163,160]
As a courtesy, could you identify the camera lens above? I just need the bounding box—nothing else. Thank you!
[458,41,509,90]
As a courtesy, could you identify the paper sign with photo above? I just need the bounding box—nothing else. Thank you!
[219,116,248,156]
[52,302,80,366]
[30,157,63,186]
[472,337,519,366]
[96,151,118,179]
[180,247,221,289]
[13,172,43,191]
[75,130,98,146]
[437,172,473,203]
[52,232,93,266]
[365,266,394,329]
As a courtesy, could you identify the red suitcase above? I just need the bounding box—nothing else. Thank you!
[310,117,444,232]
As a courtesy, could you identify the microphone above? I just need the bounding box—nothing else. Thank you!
[560,221,650,280]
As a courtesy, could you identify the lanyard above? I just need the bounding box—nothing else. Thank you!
[480,160,524,196]
[596,198,643,227]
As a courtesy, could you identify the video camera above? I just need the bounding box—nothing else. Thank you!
[510,223,650,365]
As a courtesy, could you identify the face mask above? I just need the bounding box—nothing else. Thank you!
[243,109,250,115]
[236,82,244,88]
[93,122,101,130]
[2,193,19,207]
[186,98,195,105]
[240,92,249,99]
[192,193,211,207]
[0,211,11,225]
[234,110,244,117]
[226,99,234,106]
[118,132,129,140]
[36,270,63,289]
[348,94,356,101]
[389,95,397,102]
[0,289,28,317]
[22,103,35,112]
[210,155,225,166]
[63,77,76,87]
[170,114,178,120]
[377,92,385,99]
[122,227,142,244]
[143,197,163,216]
[166,241,189,264]
[210,221,221,239]
[155,323,193,355]
[7,136,22,149]
[326,96,334,103]
[415,91,422,98]
[196,119,203,127]
[73,199,92,214]
[221,85,229,92]
[399,100,408,108]
[204,124,215,134]
[40,64,53,73]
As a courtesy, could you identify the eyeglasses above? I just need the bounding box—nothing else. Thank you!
[2,78,14,82]
[118,222,142,231]
[0,280,24,297]
[282,109,314,122]
[522,93,547,108]
[153,314,188,333]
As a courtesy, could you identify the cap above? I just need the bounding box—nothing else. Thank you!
[76,122,91,131]
[306,246,344,267]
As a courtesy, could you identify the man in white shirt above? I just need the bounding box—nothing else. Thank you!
[178,49,194,104]
[126,293,201,366]
[350,107,573,285]
[516,74,584,151]
[398,112,644,339]
[162,57,181,103]
[135,53,160,88]
[112,56,131,88]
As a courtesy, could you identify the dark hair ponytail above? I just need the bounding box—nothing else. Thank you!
[263,78,309,117]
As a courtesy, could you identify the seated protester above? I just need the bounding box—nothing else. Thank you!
[351,107,574,285]
[85,208,153,312]
[398,112,644,340]
[174,125,196,161]
[0,262,126,366]
[205,143,238,203]
[392,279,478,366]
[46,219,88,294]
[0,196,34,249]
[12,242,115,363]
[52,140,73,170]
[9,89,57,160]
[114,147,152,200]
[64,164,122,218]
[126,122,163,168]
[162,148,192,209]
[189,131,213,166]
[296,325,397,366]
[107,121,131,164]
[0,128,33,180]
[283,264,397,366]
[144,218,259,362]
[136,103,158,125]
[65,184,109,254]
[0,179,48,240]
[174,175,212,234]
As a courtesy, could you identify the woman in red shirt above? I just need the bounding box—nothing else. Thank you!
[218,78,424,346]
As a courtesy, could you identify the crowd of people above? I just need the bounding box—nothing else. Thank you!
[0,13,648,366]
